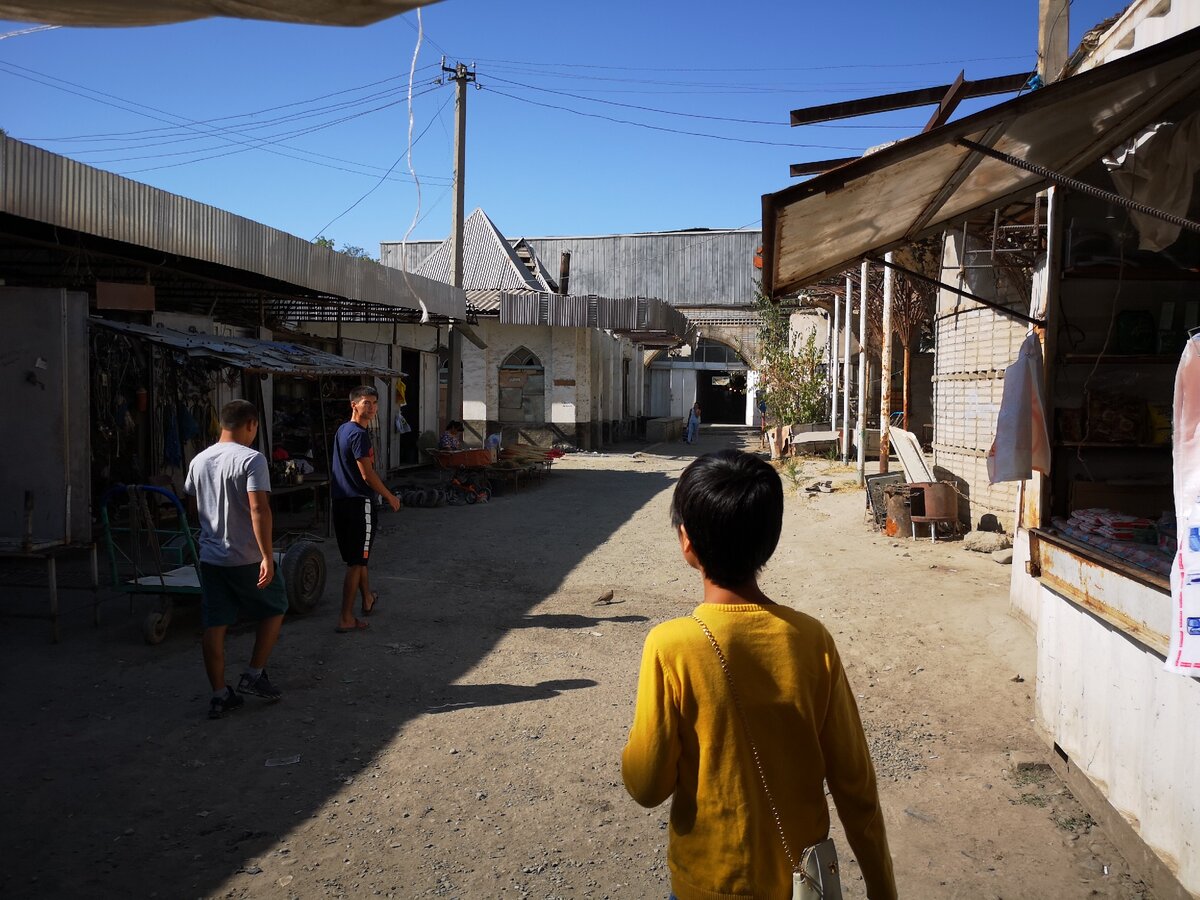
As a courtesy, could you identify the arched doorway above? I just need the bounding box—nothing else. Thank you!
[498,347,545,423]
[645,338,749,425]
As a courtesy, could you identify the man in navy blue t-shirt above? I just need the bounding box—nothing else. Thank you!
[331,385,401,633]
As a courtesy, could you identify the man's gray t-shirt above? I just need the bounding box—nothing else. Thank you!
[184,441,272,566]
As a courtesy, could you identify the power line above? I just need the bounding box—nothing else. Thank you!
[468,54,1035,72]
[485,74,789,126]
[16,64,441,143]
[313,90,454,240]
[34,82,440,157]
[0,58,452,183]
[479,84,863,150]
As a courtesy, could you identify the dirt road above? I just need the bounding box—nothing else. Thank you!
[0,427,1149,898]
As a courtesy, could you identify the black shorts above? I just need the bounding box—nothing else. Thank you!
[332,497,377,567]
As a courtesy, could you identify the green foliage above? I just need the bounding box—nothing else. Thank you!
[312,236,377,262]
[754,289,829,427]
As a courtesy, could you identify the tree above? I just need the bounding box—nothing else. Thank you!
[754,288,829,430]
[312,236,377,262]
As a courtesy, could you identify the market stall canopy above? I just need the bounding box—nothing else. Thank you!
[761,26,1200,298]
[0,0,440,27]
[93,319,402,378]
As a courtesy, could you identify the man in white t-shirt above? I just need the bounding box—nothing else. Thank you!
[184,400,288,719]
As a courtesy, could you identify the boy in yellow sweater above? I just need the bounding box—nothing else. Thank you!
[622,450,897,900]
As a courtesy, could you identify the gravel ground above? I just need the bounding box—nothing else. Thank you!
[0,426,1151,899]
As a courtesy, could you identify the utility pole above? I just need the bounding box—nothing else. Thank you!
[1037,0,1070,84]
[443,59,476,426]
[856,259,868,483]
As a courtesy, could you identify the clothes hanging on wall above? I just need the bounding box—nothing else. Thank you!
[987,332,1051,483]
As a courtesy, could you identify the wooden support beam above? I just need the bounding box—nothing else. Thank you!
[922,70,968,132]
[789,157,860,177]
[790,73,1030,126]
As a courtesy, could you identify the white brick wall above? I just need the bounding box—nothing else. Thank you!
[933,232,1031,531]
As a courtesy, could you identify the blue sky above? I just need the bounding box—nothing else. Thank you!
[0,1,1129,255]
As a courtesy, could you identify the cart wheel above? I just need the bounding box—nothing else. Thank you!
[282,540,326,615]
[143,611,169,645]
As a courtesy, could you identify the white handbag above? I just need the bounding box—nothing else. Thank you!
[692,615,844,900]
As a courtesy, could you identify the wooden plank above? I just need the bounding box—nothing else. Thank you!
[922,70,968,133]
[789,157,860,178]
[789,73,1029,126]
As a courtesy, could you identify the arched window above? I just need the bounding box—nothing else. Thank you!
[498,346,545,423]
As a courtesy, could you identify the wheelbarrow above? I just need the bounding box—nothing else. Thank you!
[99,484,328,644]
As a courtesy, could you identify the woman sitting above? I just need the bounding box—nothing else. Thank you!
[438,420,465,450]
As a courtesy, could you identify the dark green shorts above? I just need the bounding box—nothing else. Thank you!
[199,562,289,628]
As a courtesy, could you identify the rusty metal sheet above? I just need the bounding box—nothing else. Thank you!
[1029,528,1170,655]
[92,318,400,378]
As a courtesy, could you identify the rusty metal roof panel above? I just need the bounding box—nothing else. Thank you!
[91,318,400,378]
[0,137,464,321]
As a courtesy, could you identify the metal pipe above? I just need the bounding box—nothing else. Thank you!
[841,273,853,462]
[830,291,840,429]
[879,252,894,474]
[857,259,868,483]
[870,253,1045,327]
[959,137,1200,235]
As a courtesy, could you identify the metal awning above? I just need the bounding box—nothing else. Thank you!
[0,0,440,27]
[93,319,400,378]
[761,26,1200,297]
[1,137,465,323]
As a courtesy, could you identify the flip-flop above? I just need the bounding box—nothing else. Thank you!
[362,592,379,617]
[334,620,369,634]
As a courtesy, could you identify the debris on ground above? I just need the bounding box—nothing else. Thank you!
[963,531,1013,553]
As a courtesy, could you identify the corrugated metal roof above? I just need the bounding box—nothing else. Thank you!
[1,137,464,322]
[496,292,689,346]
[92,318,400,378]
[519,230,762,308]
[402,208,555,293]
[382,225,761,309]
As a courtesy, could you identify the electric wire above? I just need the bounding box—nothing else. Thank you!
[12,63,446,142]
[479,84,863,150]
[468,54,1035,72]
[1,58,450,183]
[313,89,452,241]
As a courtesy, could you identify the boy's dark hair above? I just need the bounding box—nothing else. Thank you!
[670,450,783,588]
[350,385,379,403]
[219,400,259,432]
[446,420,464,432]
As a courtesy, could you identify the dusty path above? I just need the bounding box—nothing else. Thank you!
[1,427,1148,898]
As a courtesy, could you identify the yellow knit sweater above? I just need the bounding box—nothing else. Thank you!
[622,603,897,900]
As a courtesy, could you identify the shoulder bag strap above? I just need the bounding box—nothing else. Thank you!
[691,614,797,872]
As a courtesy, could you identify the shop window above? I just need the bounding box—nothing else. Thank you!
[498,347,545,423]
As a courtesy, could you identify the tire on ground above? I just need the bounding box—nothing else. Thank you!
[282,540,326,615]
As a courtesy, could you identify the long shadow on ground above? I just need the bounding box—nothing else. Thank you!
[0,463,673,898]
